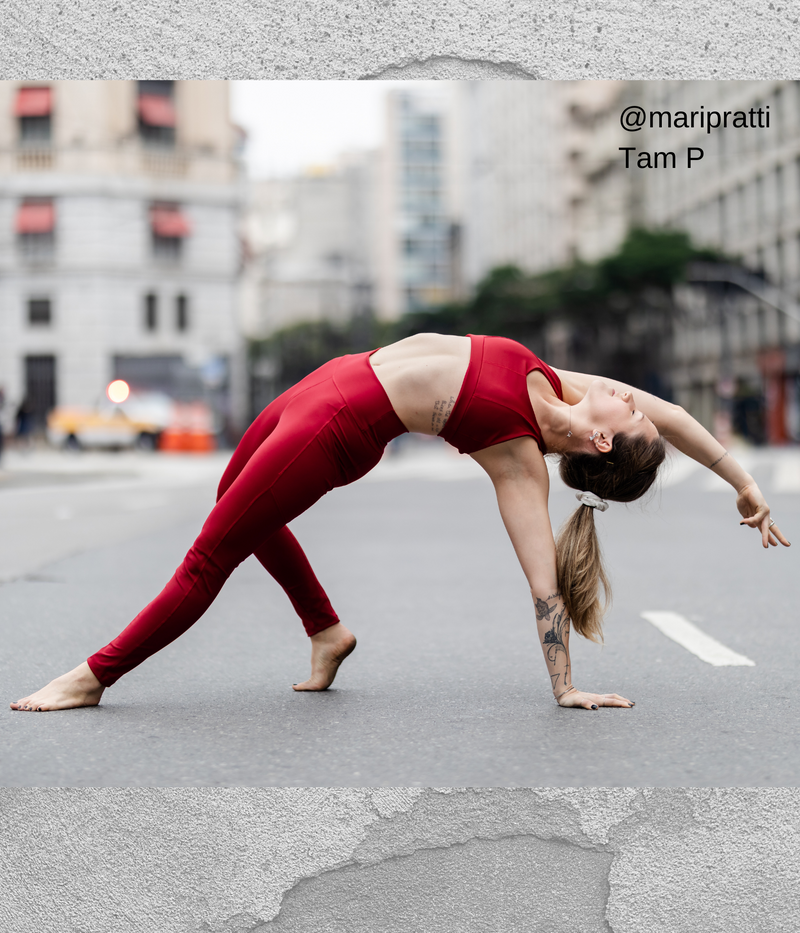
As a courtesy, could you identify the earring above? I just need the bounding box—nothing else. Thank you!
[590,431,599,442]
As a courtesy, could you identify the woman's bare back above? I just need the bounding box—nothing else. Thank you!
[370,334,471,435]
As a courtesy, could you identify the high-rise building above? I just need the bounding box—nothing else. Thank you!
[377,88,457,319]
[0,80,245,434]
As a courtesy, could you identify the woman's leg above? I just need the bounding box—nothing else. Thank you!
[10,390,359,710]
[11,353,400,710]
[86,399,348,687]
[218,395,340,638]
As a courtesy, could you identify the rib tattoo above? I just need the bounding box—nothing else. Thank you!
[431,396,456,434]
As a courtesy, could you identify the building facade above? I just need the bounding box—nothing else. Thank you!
[454,81,633,290]
[241,151,379,339]
[640,80,800,441]
[0,80,245,435]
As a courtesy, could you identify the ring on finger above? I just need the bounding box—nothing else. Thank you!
[769,519,775,527]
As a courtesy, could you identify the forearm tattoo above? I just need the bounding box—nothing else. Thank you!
[709,451,728,468]
[431,396,456,434]
[535,596,555,621]
[538,592,571,692]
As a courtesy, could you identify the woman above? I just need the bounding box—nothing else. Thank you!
[11,333,789,713]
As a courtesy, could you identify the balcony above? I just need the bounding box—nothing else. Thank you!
[16,148,54,171]
[141,147,188,178]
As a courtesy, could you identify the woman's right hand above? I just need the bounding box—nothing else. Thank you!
[736,482,791,549]
[556,686,635,709]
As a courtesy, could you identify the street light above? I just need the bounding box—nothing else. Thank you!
[107,380,130,404]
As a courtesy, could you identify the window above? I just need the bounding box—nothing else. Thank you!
[16,198,55,263]
[137,80,176,148]
[15,87,52,146]
[149,202,190,264]
[145,293,158,331]
[176,294,188,331]
[774,86,784,144]
[152,235,182,263]
[28,298,51,326]
[776,238,786,287]
[19,115,51,145]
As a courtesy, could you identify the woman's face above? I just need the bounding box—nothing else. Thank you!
[583,380,660,449]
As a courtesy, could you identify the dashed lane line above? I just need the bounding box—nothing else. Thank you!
[641,611,755,667]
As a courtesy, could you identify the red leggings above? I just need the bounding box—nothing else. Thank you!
[86,351,407,687]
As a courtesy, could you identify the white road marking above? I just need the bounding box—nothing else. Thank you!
[773,455,800,493]
[641,611,755,666]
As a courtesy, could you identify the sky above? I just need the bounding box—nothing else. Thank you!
[230,81,441,179]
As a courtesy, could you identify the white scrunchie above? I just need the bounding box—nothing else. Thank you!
[576,491,609,511]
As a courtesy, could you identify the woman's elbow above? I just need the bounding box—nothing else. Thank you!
[528,577,559,599]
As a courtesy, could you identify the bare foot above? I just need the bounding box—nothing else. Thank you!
[10,662,105,712]
[292,623,357,691]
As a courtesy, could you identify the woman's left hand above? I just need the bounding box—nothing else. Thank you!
[736,483,791,549]
[556,688,634,710]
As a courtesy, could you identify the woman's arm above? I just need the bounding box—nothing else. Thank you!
[652,407,790,548]
[471,439,634,709]
[554,368,790,549]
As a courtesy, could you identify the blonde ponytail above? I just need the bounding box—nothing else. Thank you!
[556,432,667,642]
[555,504,610,642]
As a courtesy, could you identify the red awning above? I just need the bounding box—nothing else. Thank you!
[138,94,176,128]
[150,206,191,238]
[16,202,55,234]
[14,87,52,118]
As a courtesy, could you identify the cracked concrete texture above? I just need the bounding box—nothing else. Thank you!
[1,788,798,932]
[0,0,798,79]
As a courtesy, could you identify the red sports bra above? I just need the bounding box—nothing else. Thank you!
[438,334,563,455]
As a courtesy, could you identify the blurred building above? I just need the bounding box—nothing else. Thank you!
[640,80,800,442]
[0,80,245,435]
[641,81,800,294]
[241,151,379,338]
[377,88,458,319]
[455,81,631,291]
[562,80,634,263]
[457,82,570,286]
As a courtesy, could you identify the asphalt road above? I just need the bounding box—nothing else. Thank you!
[1,443,798,786]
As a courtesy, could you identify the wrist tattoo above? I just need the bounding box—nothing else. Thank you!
[542,604,570,689]
[710,451,728,468]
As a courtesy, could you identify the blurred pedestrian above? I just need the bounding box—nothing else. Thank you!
[11,333,789,713]
[0,386,5,463]
[15,395,34,450]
